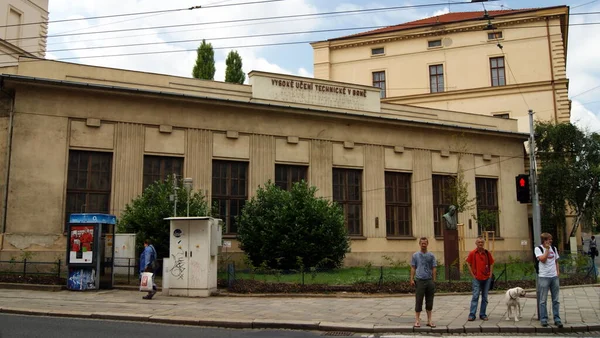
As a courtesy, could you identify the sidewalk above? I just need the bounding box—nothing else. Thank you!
[0,285,598,334]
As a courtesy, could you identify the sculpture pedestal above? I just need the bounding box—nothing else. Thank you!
[443,228,460,280]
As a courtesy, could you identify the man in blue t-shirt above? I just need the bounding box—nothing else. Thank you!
[410,237,437,328]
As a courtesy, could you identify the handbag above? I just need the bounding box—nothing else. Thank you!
[139,272,154,292]
[489,273,496,290]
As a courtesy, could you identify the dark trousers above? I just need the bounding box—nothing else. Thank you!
[415,279,435,312]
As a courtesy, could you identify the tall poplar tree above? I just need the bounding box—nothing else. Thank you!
[224,50,245,84]
[192,39,215,80]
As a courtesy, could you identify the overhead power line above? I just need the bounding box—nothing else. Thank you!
[6,19,600,60]
[5,1,497,43]
[0,0,284,29]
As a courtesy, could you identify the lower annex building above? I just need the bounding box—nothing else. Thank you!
[0,58,528,266]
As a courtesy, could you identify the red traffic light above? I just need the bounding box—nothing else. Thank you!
[519,178,526,187]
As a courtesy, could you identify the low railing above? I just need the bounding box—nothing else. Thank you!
[0,259,62,278]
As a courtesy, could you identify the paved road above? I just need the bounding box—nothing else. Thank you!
[0,285,598,335]
[0,313,326,338]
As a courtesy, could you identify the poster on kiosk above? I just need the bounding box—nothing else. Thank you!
[66,213,116,291]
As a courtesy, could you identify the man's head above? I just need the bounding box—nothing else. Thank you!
[475,237,485,250]
[592,235,596,240]
[419,237,429,251]
[144,239,152,247]
[540,233,552,246]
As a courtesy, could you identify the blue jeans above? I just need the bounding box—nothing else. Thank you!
[469,278,491,318]
[538,276,561,324]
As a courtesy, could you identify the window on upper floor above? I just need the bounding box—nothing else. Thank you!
[487,31,503,40]
[428,39,442,48]
[6,7,23,47]
[333,168,363,236]
[385,172,412,237]
[275,164,308,191]
[371,47,385,56]
[372,71,386,98]
[429,64,444,93]
[490,57,506,87]
[493,113,510,119]
[143,155,184,189]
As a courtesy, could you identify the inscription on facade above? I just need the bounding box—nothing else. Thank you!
[271,79,367,97]
[250,72,380,113]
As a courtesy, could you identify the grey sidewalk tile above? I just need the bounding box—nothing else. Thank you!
[431,326,448,334]
[588,323,600,331]
[197,318,254,329]
[252,319,319,330]
[149,316,201,326]
[497,323,519,333]
[535,325,554,333]
[568,323,589,332]
[0,307,49,316]
[480,324,499,333]
[319,321,374,333]
[46,310,93,319]
[373,325,413,333]
[447,326,464,334]
[91,312,150,322]
[464,325,480,333]
[516,324,536,333]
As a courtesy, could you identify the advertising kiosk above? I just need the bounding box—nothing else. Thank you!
[66,213,116,290]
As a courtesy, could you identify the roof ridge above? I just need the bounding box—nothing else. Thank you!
[327,6,567,42]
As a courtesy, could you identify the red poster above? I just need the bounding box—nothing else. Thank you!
[69,225,94,264]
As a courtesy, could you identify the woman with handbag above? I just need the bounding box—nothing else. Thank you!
[140,239,158,300]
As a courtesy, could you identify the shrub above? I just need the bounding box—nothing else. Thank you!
[237,181,350,270]
[118,175,209,260]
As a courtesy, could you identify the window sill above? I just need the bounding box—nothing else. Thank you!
[349,236,367,240]
[222,234,237,239]
[386,236,416,240]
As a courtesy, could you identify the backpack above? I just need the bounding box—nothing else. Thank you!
[149,245,159,271]
[534,245,557,274]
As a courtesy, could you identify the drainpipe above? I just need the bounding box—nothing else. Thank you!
[0,78,15,236]
[546,18,559,123]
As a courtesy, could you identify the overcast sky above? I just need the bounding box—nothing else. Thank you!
[43,0,600,132]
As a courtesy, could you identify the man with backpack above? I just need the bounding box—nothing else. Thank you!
[140,239,158,300]
[465,237,494,321]
[535,232,562,328]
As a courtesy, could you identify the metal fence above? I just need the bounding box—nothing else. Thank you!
[219,251,598,287]
[0,259,62,278]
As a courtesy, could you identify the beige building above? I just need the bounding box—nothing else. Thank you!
[0,58,528,266]
[312,6,570,132]
[0,0,48,66]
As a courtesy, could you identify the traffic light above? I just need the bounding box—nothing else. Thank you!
[515,174,531,203]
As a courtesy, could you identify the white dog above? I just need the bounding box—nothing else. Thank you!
[505,287,527,321]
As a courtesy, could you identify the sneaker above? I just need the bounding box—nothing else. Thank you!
[480,316,488,321]
[555,322,563,328]
[468,316,476,321]
[541,322,549,327]
[142,293,154,300]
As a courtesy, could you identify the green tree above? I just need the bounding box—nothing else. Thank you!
[192,39,215,80]
[237,181,350,270]
[117,175,210,260]
[536,122,600,247]
[224,50,245,84]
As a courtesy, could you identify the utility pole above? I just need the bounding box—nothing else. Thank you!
[170,174,179,217]
[529,109,541,247]
[528,109,542,320]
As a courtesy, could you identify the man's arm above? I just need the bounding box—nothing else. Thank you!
[410,266,416,286]
[432,267,437,282]
[536,247,549,263]
[555,261,560,277]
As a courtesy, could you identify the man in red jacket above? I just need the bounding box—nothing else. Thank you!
[465,237,494,321]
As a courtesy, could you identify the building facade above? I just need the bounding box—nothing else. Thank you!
[311,6,570,133]
[0,59,528,266]
[0,0,48,66]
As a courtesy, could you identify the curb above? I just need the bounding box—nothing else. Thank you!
[1,307,599,334]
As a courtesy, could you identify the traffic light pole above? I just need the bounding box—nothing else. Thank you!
[528,109,541,247]
[528,109,542,320]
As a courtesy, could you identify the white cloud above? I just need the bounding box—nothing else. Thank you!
[46,0,318,81]
[571,100,600,133]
